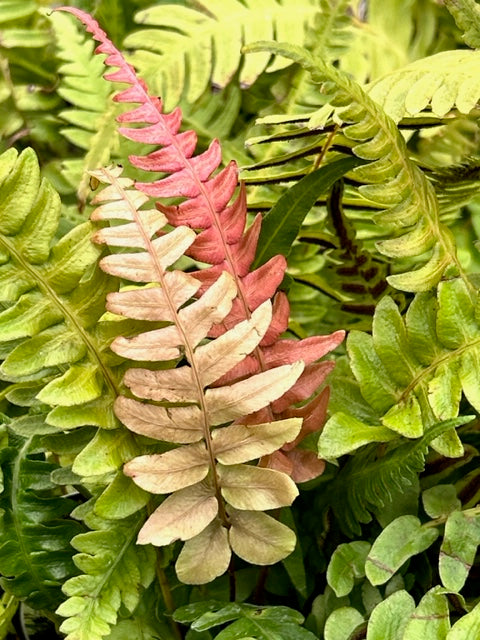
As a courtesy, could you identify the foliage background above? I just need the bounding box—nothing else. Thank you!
[1,0,480,639]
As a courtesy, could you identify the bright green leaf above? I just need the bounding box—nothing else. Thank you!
[318,412,397,459]
[422,485,461,519]
[327,541,371,597]
[324,607,364,640]
[403,587,450,640]
[366,590,415,640]
[366,516,439,585]
[440,510,480,592]
[446,599,480,639]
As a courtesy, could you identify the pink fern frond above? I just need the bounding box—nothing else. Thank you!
[59,6,345,481]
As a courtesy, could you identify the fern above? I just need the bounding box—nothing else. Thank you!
[367,49,480,122]
[0,145,154,492]
[296,178,402,324]
[339,0,456,84]
[89,163,304,581]
[246,41,468,293]
[181,83,251,167]
[56,499,155,640]
[319,415,471,539]
[319,274,480,469]
[50,11,121,208]
[122,0,322,110]
[244,0,353,209]
[324,431,431,536]
[174,600,318,639]
[54,7,347,587]
[0,147,160,624]
[64,6,344,483]
[0,431,83,611]
[0,147,109,422]
[445,0,480,49]
[0,1,60,152]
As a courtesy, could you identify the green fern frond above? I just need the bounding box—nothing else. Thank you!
[0,2,60,151]
[367,49,480,123]
[123,0,321,111]
[181,83,251,166]
[326,438,426,536]
[56,499,156,640]
[413,115,480,169]
[273,0,353,116]
[0,147,141,456]
[445,0,480,49]
[320,415,469,536]
[0,1,37,22]
[321,275,480,464]
[246,42,464,292]
[50,11,121,207]
[426,157,480,224]
[0,431,83,610]
[313,0,353,61]
[339,0,455,84]
[243,0,353,206]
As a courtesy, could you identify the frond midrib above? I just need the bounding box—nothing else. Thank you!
[0,233,119,398]
[398,334,480,406]
[106,168,228,523]
[71,513,143,607]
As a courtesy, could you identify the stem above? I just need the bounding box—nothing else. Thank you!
[312,125,339,171]
[422,505,480,529]
[228,557,236,602]
[252,566,269,605]
[155,551,183,640]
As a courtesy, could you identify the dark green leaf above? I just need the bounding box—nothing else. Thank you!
[253,157,364,268]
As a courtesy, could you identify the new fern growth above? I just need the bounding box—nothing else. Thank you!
[58,7,344,585]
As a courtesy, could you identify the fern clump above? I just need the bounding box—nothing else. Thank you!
[3,1,480,638]
[53,9,344,593]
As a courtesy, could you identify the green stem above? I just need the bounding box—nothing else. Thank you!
[155,553,183,640]
[422,505,480,529]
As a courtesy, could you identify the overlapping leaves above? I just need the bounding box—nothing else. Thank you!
[57,499,155,640]
[245,41,462,292]
[367,49,480,122]
[0,146,126,437]
[323,485,480,639]
[50,10,121,208]
[123,0,322,110]
[0,432,82,611]
[174,600,318,640]
[88,164,303,583]
[0,0,59,151]
[320,276,480,461]
[64,1,343,499]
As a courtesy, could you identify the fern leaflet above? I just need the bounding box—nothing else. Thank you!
[320,275,480,465]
